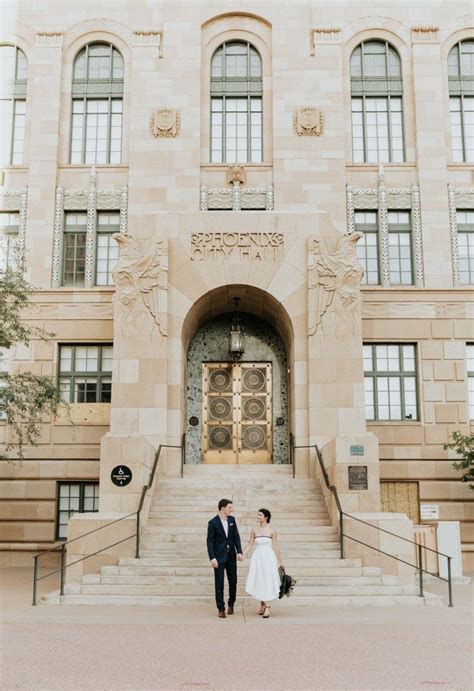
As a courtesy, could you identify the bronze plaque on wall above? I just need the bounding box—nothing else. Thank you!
[348,465,368,490]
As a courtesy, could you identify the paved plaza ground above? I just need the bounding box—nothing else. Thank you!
[0,568,472,690]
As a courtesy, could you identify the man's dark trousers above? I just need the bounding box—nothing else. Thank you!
[214,555,237,611]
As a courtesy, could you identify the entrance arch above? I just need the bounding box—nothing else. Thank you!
[180,285,295,465]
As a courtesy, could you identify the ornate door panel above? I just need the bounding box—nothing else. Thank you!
[238,363,272,464]
[202,363,272,464]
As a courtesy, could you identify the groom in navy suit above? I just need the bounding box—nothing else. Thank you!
[207,498,243,618]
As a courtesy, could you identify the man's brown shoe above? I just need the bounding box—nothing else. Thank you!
[227,607,234,615]
[218,610,226,618]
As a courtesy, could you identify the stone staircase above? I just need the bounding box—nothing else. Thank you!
[43,465,443,606]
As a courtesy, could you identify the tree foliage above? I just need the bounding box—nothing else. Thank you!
[0,268,63,460]
[443,430,474,490]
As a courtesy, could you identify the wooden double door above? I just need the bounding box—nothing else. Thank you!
[202,362,272,464]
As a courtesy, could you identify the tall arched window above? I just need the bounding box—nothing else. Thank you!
[350,40,404,163]
[0,45,27,165]
[448,39,474,162]
[210,41,262,163]
[70,43,124,164]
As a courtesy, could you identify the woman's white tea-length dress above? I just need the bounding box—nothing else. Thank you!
[245,535,281,601]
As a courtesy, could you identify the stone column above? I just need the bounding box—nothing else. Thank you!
[411,28,452,288]
[25,32,64,286]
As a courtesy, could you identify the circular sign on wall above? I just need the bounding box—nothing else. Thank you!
[111,465,132,487]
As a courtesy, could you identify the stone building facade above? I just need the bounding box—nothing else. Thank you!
[0,1,473,573]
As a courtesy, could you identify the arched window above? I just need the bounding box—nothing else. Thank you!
[448,39,474,162]
[210,41,262,163]
[350,40,404,163]
[70,43,124,164]
[0,45,27,165]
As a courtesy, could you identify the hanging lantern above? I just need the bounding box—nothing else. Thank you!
[229,298,245,360]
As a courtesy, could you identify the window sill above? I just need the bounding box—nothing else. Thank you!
[59,164,129,170]
[346,163,416,170]
[367,420,421,426]
[201,163,273,170]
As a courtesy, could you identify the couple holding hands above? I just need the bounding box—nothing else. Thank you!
[206,498,284,619]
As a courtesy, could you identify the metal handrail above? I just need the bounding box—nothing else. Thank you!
[32,442,183,605]
[289,433,295,478]
[293,444,454,607]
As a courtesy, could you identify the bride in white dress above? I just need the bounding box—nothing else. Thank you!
[244,509,285,619]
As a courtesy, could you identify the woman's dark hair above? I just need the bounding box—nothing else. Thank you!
[218,498,232,510]
[259,508,271,523]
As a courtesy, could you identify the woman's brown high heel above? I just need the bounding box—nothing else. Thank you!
[258,602,266,615]
[262,606,270,619]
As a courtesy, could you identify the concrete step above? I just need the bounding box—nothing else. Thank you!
[100,565,374,577]
[139,549,342,559]
[84,574,393,587]
[118,556,363,568]
[147,515,329,524]
[42,592,443,607]
[143,525,335,535]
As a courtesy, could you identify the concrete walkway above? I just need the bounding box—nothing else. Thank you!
[0,568,472,690]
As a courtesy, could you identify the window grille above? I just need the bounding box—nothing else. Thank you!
[0,46,27,165]
[210,41,263,163]
[56,482,99,539]
[70,43,123,164]
[448,40,474,162]
[350,41,405,163]
[363,343,418,421]
[58,344,112,403]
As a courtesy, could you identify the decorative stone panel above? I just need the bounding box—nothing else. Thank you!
[346,169,424,286]
[52,175,128,287]
[35,31,63,47]
[0,188,27,269]
[447,185,474,286]
[186,314,288,464]
[294,107,323,136]
[200,185,274,211]
[151,109,180,138]
[310,27,341,54]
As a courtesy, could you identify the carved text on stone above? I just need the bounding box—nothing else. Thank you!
[191,232,284,262]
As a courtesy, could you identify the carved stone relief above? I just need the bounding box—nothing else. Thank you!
[308,233,363,336]
[151,109,180,138]
[294,107,323,136]
[112,234,168,337]
[227,165,246,185]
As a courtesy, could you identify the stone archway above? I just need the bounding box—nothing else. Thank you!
[181,285,294,465]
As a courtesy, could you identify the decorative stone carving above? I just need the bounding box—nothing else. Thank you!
[227,165,246,185]
[119,185,128,234]
[133,30,162,53]
[97,190,122,209]
[308,233,363,336]
[200,185,274,211]
[17,188,28,266]
[112,234,168,337]
[52,186,64,287]
[448,184,460,286]
[294,107,323,136]
[311,28,341,53]
[411,26,439,43]
[411,185,424,286]
[35,31,63,47]
[378,166,390,287]
[85,168,97,287]
[151,109,180,138]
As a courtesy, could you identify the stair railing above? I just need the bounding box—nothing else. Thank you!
[293,444,454,607]
[32,442,183,606]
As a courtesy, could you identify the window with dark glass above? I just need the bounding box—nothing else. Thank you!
[456,210,474,284]
[62,212,87,286]
[56,481,99,539]
[355,211,379,284]
[71,43,123,164]
[96,212,120,285]
[364,343,418,421]
[448,40,474,162]
[0,45,27,165]
[59,344,112,403]
[210,41,262,163]
[388,211,413,285]
[350,40,404,163]
[0,212,20,272]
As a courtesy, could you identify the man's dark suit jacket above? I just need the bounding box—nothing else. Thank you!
[207,515,243,564]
